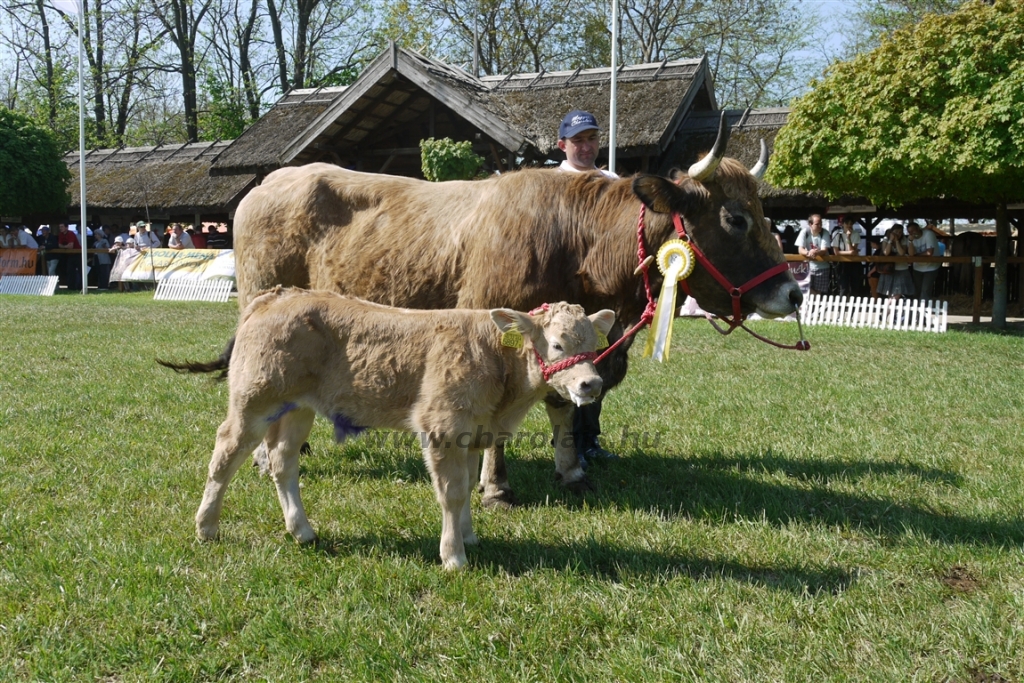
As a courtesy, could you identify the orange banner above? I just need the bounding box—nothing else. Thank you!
[0,248,38,276]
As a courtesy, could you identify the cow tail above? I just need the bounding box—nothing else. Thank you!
[156,337,235,382]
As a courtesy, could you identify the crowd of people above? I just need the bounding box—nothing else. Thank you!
[0,220,232,290]
[787,213,949,301]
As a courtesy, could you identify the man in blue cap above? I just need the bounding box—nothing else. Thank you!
[557,109,618,178]
[556,109,619,467]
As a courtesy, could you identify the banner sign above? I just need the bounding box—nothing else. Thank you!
[0,248,38,276]
[110,249,235,283]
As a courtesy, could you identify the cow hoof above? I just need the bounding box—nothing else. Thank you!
[462,532,479,546]
[556,474,595,494]
[481,489,520,509]
[196,525,219,541]
[290,526,317,545]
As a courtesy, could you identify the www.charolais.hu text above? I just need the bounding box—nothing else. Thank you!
[362,425,662,450]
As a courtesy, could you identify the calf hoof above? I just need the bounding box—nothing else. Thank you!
[481,488,520,510]
[462,531,479,546]
[290,526,317,545]
[196,525,220,541]
[442,554,468,571]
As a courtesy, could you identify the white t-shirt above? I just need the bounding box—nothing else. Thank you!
[831,229,861,254]
[796,228,832,271]
[912,230,940,272]
[169,231,194,249]
[558,160,619,179]
[18,230,39,249]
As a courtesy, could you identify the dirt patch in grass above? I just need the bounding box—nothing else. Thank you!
[940,565,980,593]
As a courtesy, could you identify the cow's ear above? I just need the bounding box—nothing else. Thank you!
[588,309,616,337]
[490,309,535,337]
[632,175,705,215]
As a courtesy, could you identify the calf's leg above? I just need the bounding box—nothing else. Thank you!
[196,411,266,540]
[264,408,317,543]
[423,439,471,571]
[461,449,481,546]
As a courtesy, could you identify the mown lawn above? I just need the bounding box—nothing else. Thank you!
[1,291,1023,682]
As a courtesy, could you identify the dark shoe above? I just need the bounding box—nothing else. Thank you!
[579,445,619,469]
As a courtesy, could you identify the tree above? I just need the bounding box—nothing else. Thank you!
[152,0,214,142]
[0,107,71,215]
[767,0,1024,327]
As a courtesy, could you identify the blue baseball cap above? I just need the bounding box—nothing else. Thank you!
[559,110,600,139]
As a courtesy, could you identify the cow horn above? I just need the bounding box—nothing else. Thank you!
[687,111,731,182]
[750,139,769,180]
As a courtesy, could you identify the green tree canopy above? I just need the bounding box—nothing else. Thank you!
[0,107,71,216]
[767,0,1024,207]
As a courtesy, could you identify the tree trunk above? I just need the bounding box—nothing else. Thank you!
[239,0,261,121]
[992,201,1009,329]
[266,0,291,93]
[34,0,58,128]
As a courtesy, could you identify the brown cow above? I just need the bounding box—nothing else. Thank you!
[232,118,802,505]
[161,289,615,570]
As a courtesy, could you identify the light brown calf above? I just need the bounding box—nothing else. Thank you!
[164,289,614,570]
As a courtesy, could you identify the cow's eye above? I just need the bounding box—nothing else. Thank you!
[550,341,563,353]
[726,214,748,231]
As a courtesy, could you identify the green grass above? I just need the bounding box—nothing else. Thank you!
[2,291,1023,682]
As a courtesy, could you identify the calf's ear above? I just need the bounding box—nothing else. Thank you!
[588,309,616,337]
[632,175,706,216]
[490,308,535,336]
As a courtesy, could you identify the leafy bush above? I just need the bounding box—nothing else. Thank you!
[0,107,71,215]
[420,137,484,181]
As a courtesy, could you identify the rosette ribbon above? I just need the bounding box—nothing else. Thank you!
[643,239,695,362]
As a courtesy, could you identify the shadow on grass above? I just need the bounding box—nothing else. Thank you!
[303,442,1023,548]
[309,531,855,594]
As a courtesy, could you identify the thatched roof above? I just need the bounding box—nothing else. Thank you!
[210,44,716,177]
[66,141,256,215]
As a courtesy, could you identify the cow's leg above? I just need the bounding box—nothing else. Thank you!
[264,408,317,543]
[545,400,591,492]
[478,444,519,509]
[461,449,481,546]
[422,438,470,571]
[196,411,266,541]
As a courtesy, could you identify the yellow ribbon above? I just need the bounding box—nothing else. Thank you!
[643,239,695,362]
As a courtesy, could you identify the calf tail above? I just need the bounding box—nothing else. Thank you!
[157,337,235,382]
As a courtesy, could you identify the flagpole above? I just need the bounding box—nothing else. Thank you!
[608,0,617,175]
[77,0,87,294]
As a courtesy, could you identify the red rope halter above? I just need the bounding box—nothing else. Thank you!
[526,303,598,381]
[594,204,809,362]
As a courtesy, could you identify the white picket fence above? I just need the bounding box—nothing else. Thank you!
[0,275,59,296]
[153,279,234,303]
[802,294,948,333]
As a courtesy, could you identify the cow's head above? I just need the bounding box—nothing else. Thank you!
[632,115,802,319]
[491,302,615,406]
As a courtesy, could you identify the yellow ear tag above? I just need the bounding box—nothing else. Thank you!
[501,328,524,348]
[596,331,609,350]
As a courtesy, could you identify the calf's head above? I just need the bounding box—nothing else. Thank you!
[491,302,615,406]
[632,115,803,319]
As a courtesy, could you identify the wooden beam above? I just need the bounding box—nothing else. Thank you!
[489,142,505,173]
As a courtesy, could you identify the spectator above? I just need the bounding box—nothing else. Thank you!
[168,223,194,250]
[92,227,112,289]
[133,221,161,250]
[57,223,82,290]
[0,225,15,248]
[206,225,230,249]
[878,224,914,299]
[831,215,862,297]
[797,213,832,295]
[187,226,206,249]
[866,234,886,298]
[908,221,941,301]
[40,226,60,275]
[17,225,39,250]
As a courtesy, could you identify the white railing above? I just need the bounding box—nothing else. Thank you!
[154,279,234,303]
[802,294,948,333]
[0,275,60,296]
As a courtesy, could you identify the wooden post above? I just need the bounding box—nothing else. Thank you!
[973,256,983,324]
